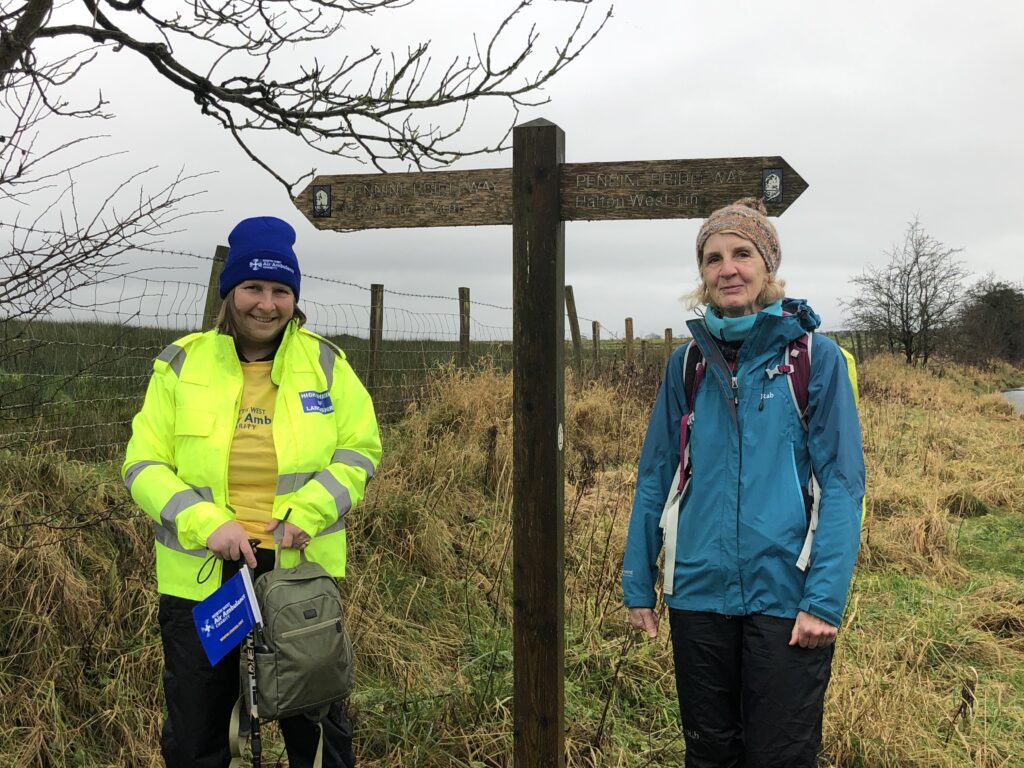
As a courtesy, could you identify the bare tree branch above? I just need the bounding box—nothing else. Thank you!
[4,0,613,194]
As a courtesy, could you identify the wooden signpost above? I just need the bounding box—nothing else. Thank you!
[294,119,807,768]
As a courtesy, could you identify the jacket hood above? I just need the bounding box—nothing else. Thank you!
[781,297,822,333]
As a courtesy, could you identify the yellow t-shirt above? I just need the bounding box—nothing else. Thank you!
[228,361,278,547]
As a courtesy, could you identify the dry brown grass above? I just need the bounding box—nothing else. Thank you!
[1,354,1023,766]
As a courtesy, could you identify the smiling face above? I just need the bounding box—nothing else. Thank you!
[228,279,295,353]
[700,232,770,317]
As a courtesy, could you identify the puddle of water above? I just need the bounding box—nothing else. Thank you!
[1003,389,1024,414]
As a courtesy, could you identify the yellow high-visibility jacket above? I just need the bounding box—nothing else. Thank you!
[122,321,382,601]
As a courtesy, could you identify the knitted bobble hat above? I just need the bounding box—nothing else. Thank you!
[219,216,301,299]
[695,197,781,274]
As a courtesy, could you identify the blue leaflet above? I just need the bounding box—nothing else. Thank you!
[192,568,262,666]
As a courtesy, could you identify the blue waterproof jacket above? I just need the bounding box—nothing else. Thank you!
[621,299,864,627]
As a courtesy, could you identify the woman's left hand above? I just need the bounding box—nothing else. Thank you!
[265,518,311,549]
[788,610,837,649]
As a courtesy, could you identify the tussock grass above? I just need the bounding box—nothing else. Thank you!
[1,353,1023,766]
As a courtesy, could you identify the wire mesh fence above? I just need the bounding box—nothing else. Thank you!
[0,255,670,462]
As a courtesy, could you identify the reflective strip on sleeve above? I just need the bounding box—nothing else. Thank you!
[276,472,317,495]
[317,340,336,390]
[331,449,375,479]
[159,486,213,528]
[151,521,207,556]
[316,517,346,537]
[123,460,174,492]
[313,469,352,522]
[157,343,187,378]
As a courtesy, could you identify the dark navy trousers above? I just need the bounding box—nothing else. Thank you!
[669,610,834,768]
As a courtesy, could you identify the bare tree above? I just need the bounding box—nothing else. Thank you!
[955,276,1024,366]
[1,0,611,194]
[1,54,205,329]
[844,217,967,364]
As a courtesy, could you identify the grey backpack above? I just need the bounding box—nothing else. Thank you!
[245,554,354,720]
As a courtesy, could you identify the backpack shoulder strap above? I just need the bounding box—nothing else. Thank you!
[786,332,813,426]
[682,340,703,412]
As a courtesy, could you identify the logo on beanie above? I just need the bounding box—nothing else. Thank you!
[761,169,783,203]
[248,258,296,274]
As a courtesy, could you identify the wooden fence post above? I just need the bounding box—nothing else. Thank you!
[368,284,384,393]
[640,338,648,366]
[592,321,601,376]
[664,328,673,366]
[564,284,583,376]
[458,287,471,368]
[625,318,634,366]
[512,118,565,768]
[202,245,229,330]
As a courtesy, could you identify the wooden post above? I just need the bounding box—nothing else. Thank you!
[564,284,583,376]
[664,328,673,365]
[291,136,811,768]
[592,321,601,376]
[512,118,565,768]
[624,318,634,366]
[458,287,471,368]
[202,245,229,330]
[641,338,648,366]
[368,283,384,393]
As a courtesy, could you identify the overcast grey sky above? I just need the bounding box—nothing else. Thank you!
[13,0,1024,337]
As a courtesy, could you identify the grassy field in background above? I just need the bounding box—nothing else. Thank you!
[1,325,1023,766]
[0,320,870,460]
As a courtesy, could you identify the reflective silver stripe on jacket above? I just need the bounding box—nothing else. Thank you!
[276,451,374,496]
[276,472,317,495]
[332,449,375,479]
[317,339,336,390]
[151,521,206,556]
[317,517,346,537]
[152,485,213,555]
[123,460,174,493]
[158,485,213,528]
[157,343,187,377]
[312,470,351,528]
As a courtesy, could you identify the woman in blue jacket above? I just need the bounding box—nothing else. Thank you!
[621,198,864,767]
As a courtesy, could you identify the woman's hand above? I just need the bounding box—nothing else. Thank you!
[207,521,257,568]
[628,607,660,639]
[265,518,310,549]
[788,610,837,649]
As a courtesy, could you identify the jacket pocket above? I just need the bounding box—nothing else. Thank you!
[174,409,215,436]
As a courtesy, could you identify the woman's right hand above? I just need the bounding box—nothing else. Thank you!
[207,520,257,568]
[628,607,660,639]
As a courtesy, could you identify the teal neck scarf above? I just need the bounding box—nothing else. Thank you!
[702,299,783,342]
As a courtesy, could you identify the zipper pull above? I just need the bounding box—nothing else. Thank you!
[731,376,739,406]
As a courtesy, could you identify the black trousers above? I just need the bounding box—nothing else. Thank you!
[158,552,356,768]
[669,610,833,768]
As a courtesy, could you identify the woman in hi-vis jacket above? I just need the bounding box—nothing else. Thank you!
[123,217,381,768]
[622,199,864,768]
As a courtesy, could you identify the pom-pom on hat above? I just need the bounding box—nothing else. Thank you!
[695,197,781,274]
[219,216,301,299]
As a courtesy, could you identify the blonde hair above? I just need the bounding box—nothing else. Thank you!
[215,288,307,337]
[683,271,787,313]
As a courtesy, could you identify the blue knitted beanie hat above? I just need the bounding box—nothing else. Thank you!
[219,216,301,299]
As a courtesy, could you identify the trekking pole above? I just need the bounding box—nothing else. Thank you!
[241,542,264,768]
